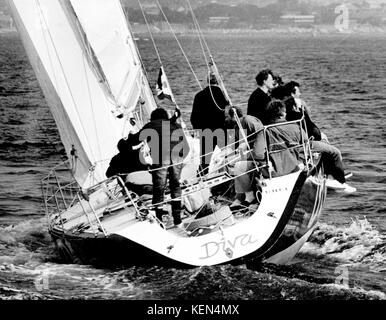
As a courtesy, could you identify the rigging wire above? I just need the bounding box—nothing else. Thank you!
[122,1,150,77]
[233,110,261,173]
[146,128,263,174]
[182,2,244,176]
[121,1,157,103]
[137,0,163,66]
[137,0,187,127]
[185,0,232,104]
[153,0,202,90]
[184,0,232,116]
[185,0,209,68]
[120,3,152,133]
[185,0,212,59]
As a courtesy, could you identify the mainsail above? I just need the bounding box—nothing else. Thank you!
[8,0,157,188]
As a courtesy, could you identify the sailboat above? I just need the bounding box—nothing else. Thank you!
[8,0,327,268]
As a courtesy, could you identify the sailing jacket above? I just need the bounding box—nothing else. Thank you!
[134,119,190,166]
[105,137,148,178]
[236,115,266,162]
[247,87,272,125]
[284,97,322,141]
[265,118,305,176]
[190,85,229,131]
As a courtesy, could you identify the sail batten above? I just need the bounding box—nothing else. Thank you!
[69,0,145,107]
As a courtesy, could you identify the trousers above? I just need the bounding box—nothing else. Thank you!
[151,163,183,225]
[233,161,258,194]
[312,140,345,183]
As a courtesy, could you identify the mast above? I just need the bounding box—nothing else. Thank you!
[7,0,157,188]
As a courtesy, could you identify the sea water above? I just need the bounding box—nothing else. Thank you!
[0,32,385,299]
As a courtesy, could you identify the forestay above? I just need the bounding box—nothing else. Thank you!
[8,0,157,188]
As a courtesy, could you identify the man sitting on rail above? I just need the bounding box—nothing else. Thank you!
[227,107,266,211]
[265,99,355,192]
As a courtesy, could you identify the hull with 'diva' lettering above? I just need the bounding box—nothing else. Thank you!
[48,169,326,267]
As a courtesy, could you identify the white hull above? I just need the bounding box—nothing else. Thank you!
[264,227,315,265]
[49,169,326,267]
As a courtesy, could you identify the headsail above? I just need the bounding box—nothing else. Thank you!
[66,0,151,109]
[8,0,157,188]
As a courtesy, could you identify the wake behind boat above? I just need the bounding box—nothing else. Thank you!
[8,0,329,268]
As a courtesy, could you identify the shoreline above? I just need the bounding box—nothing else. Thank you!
[129,23,386,36]
[2,25,386,37]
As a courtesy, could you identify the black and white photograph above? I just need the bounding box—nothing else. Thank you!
[0,0,385,310]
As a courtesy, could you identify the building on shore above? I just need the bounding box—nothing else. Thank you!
[280,14,315,27]
[208,16,230,27]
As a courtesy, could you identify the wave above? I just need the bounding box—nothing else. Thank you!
[302,218,386,271]
[1,217,384,271]
[2,169,44,175]
[0,194,42,203]
[3,119,25,125]
[0,218,56,266]
[0,89,34,96]
[1,263,384,300]
[118,265,386,300]
[0,262,146,300]
[0,217,384,300]
[2,103,45,110]
[0,141,60,149]
[350,97,373,101]
[0,140,65,162]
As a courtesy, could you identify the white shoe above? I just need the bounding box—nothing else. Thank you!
[230,199,243,208]
[342,183,356,193]
[326,178,346,190]
[326,179,356,193]
[244,191,256,203]
[173,223,187,233]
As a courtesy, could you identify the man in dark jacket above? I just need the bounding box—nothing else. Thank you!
[190,73,229,131]
[247,69,275,125]
[135,108,190,226]
[283,81,322,141]
[190,73,229,172]
[105,134,148,179]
